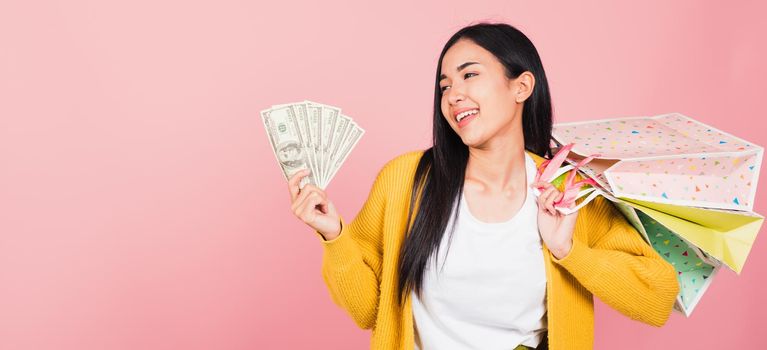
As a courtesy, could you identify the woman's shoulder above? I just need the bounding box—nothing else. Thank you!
[367,150,426,191]
[379,149,426,175]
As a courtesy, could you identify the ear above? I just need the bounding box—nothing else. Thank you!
[511,71,535,103]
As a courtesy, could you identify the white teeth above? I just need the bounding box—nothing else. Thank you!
[456,109,479,122]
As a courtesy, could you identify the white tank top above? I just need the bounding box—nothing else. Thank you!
[412,152,547,349]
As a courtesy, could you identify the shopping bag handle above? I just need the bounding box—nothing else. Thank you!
[534,143,601,212]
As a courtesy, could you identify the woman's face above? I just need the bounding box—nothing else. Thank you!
[439,39,533,148]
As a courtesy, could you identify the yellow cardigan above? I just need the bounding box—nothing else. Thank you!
[315,150,679,349]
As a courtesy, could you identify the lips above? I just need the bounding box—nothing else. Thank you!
[456,109,478,122]
[457,112,478,128]
[452,107,479,120]
[453,107,479,129]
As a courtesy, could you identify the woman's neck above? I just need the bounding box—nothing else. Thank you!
[464,126,527,193]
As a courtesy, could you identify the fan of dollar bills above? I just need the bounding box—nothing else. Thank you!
[261,100,365,190]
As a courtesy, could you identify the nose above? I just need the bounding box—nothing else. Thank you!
[446,83,465,106]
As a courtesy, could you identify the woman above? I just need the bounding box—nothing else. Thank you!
[287,22,679,350]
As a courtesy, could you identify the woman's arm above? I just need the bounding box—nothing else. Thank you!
[313,164,390,330]
[551,195,680,327]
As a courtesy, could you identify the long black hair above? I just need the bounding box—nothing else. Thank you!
[397,23,555,303]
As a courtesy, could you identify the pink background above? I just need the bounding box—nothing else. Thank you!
[2,0,766,348]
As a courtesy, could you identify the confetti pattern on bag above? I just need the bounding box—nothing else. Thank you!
[555,113,756,158]
[553,113,763,211]
[609,153,758,209]
[638,210,719,316]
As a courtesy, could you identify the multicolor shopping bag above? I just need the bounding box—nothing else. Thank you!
[637,210,721,316]
[602,194,723,316]
[536,113,765,316]
[552,113,763,211]
[619,197,763,274]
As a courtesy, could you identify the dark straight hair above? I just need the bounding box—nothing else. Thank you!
[397,23,555,303]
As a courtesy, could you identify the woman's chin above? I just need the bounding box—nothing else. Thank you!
[459,133,486,148]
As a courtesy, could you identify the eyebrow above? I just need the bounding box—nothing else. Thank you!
[440,61,479,80]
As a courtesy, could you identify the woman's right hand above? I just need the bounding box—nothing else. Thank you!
[288,169,342,240]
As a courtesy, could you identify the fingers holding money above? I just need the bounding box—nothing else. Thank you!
[291,184,326,214]
[288,169,311,202]
[297,189,329,220]
[288,170,328,218]
[285,167,341,239]
[267,101,359,240]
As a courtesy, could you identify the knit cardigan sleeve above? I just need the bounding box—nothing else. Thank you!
[551,195,680,327]
[312,163,392,330]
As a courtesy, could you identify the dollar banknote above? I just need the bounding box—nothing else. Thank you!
[261,101,364,189]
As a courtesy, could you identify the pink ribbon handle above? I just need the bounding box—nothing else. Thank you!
[535,143,574,183]
[535,143,601,210]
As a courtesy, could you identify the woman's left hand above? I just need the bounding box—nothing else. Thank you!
[531,180,578,260]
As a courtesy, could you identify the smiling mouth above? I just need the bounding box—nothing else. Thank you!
[455,109,479,123]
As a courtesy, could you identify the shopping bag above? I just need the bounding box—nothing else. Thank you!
[541,142,764,275]
[552,113,763,211]
[617,197,764,274]
[604,195,722,316]
[537,138,764,316]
